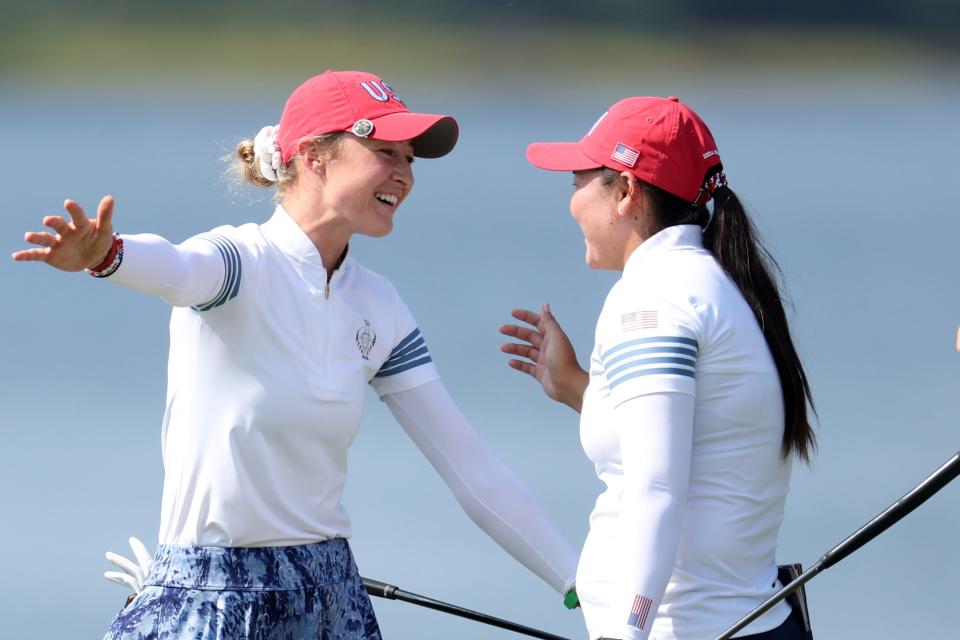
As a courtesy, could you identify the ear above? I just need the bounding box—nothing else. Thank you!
[295,139,325,175]
[616,172,642,218]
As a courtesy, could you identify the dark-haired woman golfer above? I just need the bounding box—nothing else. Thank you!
[501,96,815,640]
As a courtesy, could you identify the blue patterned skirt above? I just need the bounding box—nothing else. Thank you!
[103,538,382,640]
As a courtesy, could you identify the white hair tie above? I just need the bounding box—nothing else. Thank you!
[253,124,282,183]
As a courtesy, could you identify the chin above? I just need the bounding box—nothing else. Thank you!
[366,221,394,238]
[584,247,603,270]
[585,249,616,271]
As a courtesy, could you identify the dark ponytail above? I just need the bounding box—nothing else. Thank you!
[704,184,816,463]
[609,168,817,463]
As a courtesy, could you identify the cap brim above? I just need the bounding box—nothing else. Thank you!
[370,112,459,158]
[526,142,602,172]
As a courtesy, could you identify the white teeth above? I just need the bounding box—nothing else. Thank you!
[375,193,398,206]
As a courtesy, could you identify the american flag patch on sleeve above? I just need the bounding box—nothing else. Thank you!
[621,310,658,331]
[627,593,653,630]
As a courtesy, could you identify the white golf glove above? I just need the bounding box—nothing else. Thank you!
[104,536,154,595]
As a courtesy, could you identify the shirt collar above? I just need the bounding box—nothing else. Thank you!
[623,224,703,276]
[260,205,350,272]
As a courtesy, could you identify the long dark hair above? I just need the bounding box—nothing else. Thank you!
[605,167,817,462]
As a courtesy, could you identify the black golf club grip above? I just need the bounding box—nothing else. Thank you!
[820,451,960,570]
[362,577,397,599]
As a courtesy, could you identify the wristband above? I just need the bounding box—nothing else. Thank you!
[86,234,124,278]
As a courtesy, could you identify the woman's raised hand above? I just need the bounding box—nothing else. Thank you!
[12,196,116,271]
[500,303,589,413]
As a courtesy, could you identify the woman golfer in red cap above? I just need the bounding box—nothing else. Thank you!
[13,70,577,639]
[501,97,816,640]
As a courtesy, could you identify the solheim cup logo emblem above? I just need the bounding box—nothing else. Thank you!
[356,320,377,360]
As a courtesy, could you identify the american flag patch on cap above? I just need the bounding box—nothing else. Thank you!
[611,142,640,167]
[621,310,658,331]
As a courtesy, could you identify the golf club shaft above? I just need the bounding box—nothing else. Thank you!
[716,451,960,640]
[819,451,960,570]
[363,577,572,640]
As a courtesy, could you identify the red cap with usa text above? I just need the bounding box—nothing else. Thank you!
[277,70,459,164]
[526,96,722,204]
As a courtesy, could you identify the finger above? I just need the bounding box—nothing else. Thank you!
[43,216,70,233]
[498,324,543,347]
[507,359,538,378]
[540,302,560,329]
[96,195,115,231]
[129,536,154,575]
[510,308,542,328]
[63,199,89,228]
[24,231,59,248]
[501,342,539,361]
[104,571,140,593]
[11,248,51,262]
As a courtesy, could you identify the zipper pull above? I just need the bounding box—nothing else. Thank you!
[325,281,331,299]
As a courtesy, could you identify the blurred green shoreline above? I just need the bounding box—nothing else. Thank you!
[2,21,956,89]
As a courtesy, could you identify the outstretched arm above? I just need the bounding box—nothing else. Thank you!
[14,196,232,308]
[500,304,588,412]
[383,379,578,596]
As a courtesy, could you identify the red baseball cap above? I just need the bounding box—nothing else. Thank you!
[277,70,459,163]
[527,96,722,204]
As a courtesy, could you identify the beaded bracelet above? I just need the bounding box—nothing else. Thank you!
[86,233,124,278]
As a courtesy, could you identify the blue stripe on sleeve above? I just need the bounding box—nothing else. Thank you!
[389,328,422,357]
[608,366,695,389]
[600,334,698,390]
[192,234,242,311]
[375,327,433,378]
[383,336,426,365]
[375,356,433,378]
[380,346,430,372]
[600,335,698,362]
[603,345,697,369]
[605,356,696,381]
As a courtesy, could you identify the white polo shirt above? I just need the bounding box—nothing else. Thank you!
[115,206,438,547]
[577,225,793,639]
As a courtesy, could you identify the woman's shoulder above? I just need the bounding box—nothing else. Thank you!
[345,259,401,297]
[620,250,729,303]
[186,221,263,250]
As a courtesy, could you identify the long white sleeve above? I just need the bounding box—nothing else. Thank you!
[108,233,230,308]
[599,392,694,640]
[383,379,578,594]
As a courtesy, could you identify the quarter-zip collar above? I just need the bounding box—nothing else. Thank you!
[622,224,703,278]
[261,205,351,297]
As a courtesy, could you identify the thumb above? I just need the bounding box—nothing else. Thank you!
[540,302,560,330]
[96,195,115,234]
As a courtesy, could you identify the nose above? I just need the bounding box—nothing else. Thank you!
[393,157,414,191]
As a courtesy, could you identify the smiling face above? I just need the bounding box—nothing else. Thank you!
[569,169,629,270]
[319,134,415,238]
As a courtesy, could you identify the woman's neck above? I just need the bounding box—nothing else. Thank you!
[283,196,351,274]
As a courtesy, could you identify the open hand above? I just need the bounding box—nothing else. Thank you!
[500,303,588,412]
[11,196,115,271]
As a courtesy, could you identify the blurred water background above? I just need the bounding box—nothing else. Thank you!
[1,3,958,639]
